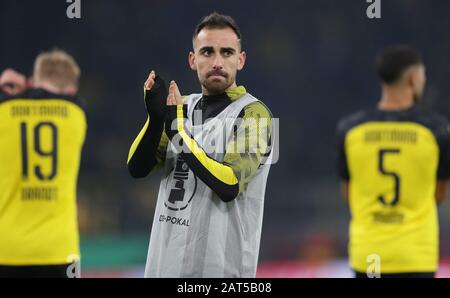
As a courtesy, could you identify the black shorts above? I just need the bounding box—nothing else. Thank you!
[354,271,435,278]
[0,264,73,278]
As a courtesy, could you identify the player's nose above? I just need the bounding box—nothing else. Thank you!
[212,55,224,69]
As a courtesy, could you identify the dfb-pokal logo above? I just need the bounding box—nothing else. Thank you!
[164,156,197,211]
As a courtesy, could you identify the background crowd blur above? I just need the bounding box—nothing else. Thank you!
[1,0,450,277]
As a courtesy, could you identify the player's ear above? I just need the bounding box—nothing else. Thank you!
[188,51,197,71]
[65,85,78,96]
[404,67,416,88]
[237,51,246,71]
[411,67,423,90]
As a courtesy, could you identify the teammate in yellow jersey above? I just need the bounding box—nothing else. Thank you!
[337,46,450,278]
[0,50,87,278]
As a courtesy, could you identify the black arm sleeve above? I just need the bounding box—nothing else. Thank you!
[127,117,164,178]
[127,76,168,178]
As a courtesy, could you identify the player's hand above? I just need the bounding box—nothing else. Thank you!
[144,70,156,90]
[143,70,168,120]
[0,68,27,96]
[164,80,186,140]
[167,81,183,106]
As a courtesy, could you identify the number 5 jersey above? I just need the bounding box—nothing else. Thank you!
[336,106,449,273]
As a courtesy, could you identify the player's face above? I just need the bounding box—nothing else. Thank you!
[412,64,426,103]
[189,28,246,95]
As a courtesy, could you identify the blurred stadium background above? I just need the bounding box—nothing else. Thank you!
[1,0,450,277]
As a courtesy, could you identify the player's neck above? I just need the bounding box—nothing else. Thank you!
[378,87,415,111]
[33,81,63,95]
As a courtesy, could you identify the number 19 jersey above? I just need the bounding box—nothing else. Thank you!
[336,106,449,273]
[0,89,87,265]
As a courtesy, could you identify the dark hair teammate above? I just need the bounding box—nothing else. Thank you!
[127,13,274,277]
[336,45,449,278]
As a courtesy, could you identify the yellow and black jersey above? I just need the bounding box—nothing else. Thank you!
[336,106,450,273]
[0,89,87,265]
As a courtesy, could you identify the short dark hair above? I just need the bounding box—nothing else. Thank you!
[193,12,242,43]
[375,45,423,84]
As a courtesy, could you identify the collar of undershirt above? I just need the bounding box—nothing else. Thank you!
[193,85,247,125]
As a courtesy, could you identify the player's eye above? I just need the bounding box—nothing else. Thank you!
[201,49,213,56]
[222,50,234,57]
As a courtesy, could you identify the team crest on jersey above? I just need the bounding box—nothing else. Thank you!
[164,156,197,211]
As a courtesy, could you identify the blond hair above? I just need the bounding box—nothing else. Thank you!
[33,49,80,89]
